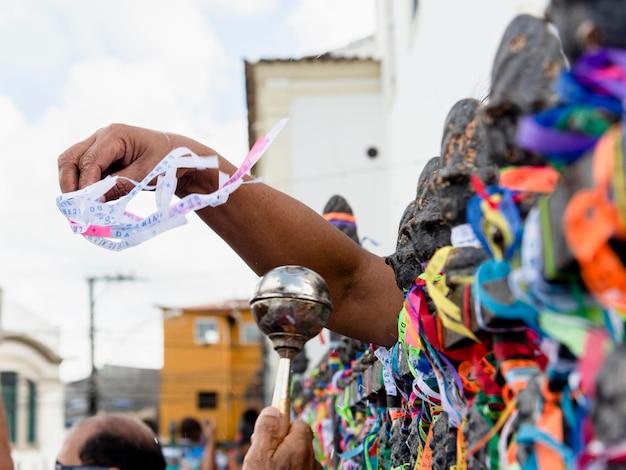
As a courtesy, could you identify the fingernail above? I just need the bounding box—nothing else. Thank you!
[260,407,281,418]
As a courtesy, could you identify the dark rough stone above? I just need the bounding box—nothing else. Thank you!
[333,336,366,365]
[390,414,413,468]
[593,345,626,448]
[513,374,542,466]
[489,15,563,114]
[430,412,458,470]
[435,99,496,225]
[548,0,626,63]
[406,414,421,468]
[386,200,422,291]
[387,157,451,290]
[464,406,491,470]
[444,247,488,285]
[440,246,488,348]
[482,15,565,167]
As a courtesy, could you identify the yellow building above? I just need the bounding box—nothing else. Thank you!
[160,300,264,442]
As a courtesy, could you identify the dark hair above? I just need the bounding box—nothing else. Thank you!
[239,409,259,444]
[179,417,203,442]
[79,431,166,470]
[142,418,159,436]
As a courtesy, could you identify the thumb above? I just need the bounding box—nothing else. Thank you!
[248,407,288,457]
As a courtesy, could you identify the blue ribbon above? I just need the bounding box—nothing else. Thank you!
[474,259,538,327]
[516,423,576,469]
[339,443,364,460]
[467,186,523,260]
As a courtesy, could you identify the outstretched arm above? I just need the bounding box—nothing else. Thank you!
[58,124,402,346]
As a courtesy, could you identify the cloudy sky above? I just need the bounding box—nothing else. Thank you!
[0,0,377,380]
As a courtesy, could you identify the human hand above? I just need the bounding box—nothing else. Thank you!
[203,419,216,447]
[57,124,225,201]
[242,407,320,470]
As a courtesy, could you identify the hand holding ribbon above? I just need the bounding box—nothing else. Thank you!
[57,120,287,250]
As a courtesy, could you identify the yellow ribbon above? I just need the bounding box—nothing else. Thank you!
[398,305,421,349]
[423,246,479,342]
[480,195,513,261]
[453,418,468,470]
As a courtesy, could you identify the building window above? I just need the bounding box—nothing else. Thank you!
[240,323,261,344]
[411,0,418,17]
[195,318,220,345]
[197,391,218,409]
[0,372,17,443]
[27,379,37,444]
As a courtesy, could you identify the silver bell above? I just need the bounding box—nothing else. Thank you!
[250,265,332,420]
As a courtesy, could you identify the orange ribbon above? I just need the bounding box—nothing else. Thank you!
[535,384,566,470]
[322,212,356,223]
[499,166,560,193]
[564,126,626,312]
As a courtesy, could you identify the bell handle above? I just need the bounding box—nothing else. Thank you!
[271,356,292,424]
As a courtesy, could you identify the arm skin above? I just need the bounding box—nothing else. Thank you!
[185,160,402,347]
[57,124,403,347]
[200,420,216,470]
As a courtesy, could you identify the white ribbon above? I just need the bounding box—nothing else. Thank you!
[451,223,482,248]
[57,119,287,250]
[374,347,398,397]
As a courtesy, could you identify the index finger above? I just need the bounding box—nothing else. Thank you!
[57,135,95,193]
[77,131,127,190]
[247,407,289,457]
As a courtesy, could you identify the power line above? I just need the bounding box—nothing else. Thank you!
[86,274,137,417]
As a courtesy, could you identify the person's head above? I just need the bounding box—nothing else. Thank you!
[179,417,203,443]
[547,0,626,62]
[56,414,166,470]
[238,409,259,445]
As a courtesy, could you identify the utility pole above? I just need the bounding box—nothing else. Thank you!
[87,274,136,416]
[88,277,96,416]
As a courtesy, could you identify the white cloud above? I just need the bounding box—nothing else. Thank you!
[287,0,376,55]
[0,96,23,143]
[208,0,278,15]
[0,0,256,380]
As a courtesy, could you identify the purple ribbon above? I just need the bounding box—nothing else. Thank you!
[516,116,598,155]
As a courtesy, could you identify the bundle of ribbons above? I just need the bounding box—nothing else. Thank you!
[294,48,626,470]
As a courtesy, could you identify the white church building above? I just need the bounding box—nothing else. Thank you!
[0,292,64,469]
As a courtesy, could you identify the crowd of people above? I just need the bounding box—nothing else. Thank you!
[0,399,318,469]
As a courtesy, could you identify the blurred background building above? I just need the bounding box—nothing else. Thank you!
[160,300,263,442]
[245,35,388,246]
[0,291,64,469]
[64,365,159,428]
